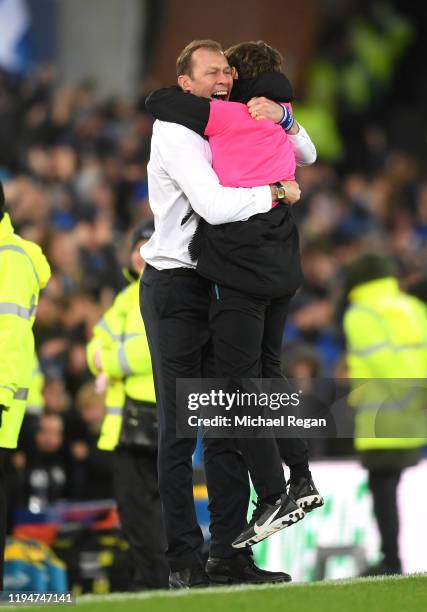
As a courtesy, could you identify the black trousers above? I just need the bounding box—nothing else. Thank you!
[210,284,308,486]
[368,468,402,567]
[113,447,169,589]
[140,266,250,571]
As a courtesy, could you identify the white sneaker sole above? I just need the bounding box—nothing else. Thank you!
[296,494,324,513]
[266,506,305,536]
[232,507,305,549]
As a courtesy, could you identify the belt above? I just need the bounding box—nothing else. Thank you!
[145,263,199,277]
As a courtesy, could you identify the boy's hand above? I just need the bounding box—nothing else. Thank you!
[247,97,283,122]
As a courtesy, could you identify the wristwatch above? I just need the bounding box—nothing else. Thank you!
[275,182,287,201]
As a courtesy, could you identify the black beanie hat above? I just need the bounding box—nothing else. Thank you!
[346,254,395,293]
[131,218,154,248]
[123,218,155,281]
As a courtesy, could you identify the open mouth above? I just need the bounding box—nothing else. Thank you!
[211,90,228,101]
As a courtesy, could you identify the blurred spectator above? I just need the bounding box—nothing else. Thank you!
[16,413,69,513]
[70,383,113,501]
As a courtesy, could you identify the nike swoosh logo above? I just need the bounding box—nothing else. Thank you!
[253,505,282,535]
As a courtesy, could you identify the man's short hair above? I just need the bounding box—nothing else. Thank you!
[225,41,283,79]
[176,39,224,77]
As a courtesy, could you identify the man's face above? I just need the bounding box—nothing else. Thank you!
[178,48,233,100]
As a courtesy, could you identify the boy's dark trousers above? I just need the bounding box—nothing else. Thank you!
[209,284,309,486]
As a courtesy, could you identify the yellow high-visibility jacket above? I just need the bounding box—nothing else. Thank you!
[344,277,427,451]
[0,213,51,448]
[26,353,45,415]
[86,279,155,451]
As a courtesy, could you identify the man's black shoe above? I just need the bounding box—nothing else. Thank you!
[206,553,291,585]
[289,475,324,514]
[169,565,210,589]
[360,560,402,577]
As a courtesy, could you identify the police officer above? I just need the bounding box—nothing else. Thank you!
[87,219,168,590]
[344,254,427,575]
[0,181,51,587]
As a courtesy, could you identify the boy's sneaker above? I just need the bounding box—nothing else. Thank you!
[289,475,324,514]
[232,493,305,549]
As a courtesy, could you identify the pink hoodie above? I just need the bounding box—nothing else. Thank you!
[205,99,295,187]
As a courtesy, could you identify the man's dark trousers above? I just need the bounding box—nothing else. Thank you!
[140,265,251,572]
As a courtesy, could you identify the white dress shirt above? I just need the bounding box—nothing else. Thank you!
[289,124,317,166]
[142,121,273,270]
[141,120,316,270]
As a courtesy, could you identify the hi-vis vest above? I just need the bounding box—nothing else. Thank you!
[0,214,51,448]
[344,277,427,451]
[87,280,155,451]
[27,354,45,415]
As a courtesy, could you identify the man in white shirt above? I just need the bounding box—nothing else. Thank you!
[141,39,309,588]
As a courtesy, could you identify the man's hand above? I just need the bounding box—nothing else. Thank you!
[281,181,301,205]
[248,97,300,133]
[247,97,284,123]
[270,180,301,205]
[95,373,109,394]
[94,349,103,372]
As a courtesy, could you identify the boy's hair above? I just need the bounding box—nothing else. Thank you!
[176,39,223,77]
[225,40,283,79]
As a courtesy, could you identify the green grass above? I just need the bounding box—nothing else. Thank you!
[73,574,427,612]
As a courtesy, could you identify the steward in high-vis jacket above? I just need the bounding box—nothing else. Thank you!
[87,274,156,450]
[344,253,427,576]
[0,181,51,587]
[86,219,168,590]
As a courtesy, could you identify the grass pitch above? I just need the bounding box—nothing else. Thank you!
[75,574,427,612]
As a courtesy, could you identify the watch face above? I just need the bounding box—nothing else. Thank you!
[277,187,286,200]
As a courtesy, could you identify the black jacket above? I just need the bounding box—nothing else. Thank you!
[146,73,303,298]
[197,205,303,298]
